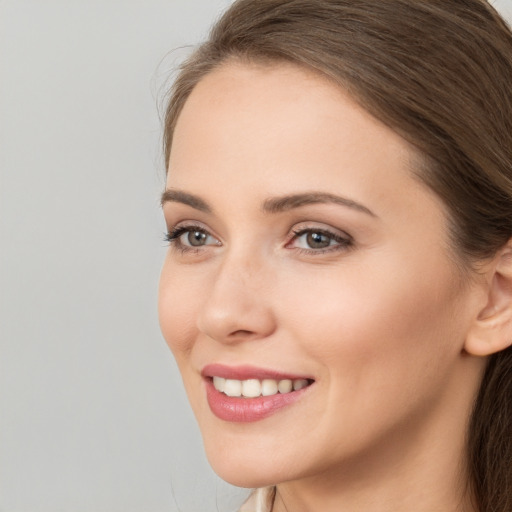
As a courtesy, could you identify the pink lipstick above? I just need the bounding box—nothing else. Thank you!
[202,364,314,422]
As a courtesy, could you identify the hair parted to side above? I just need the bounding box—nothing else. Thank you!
[163,1,512,511]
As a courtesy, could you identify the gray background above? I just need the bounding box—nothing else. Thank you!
[1,1,511,511]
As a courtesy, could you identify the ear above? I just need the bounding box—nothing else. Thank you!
[465,241,512,356]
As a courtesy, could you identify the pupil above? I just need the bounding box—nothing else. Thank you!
[307,232,330,248]
[188,231,207,246]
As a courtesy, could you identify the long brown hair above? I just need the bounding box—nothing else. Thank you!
[163,1,512,510]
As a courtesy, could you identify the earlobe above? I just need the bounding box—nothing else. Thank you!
[465,242,512,357]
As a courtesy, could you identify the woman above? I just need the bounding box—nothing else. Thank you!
[158,1,512,511]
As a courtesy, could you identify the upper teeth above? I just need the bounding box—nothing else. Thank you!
[213,377,309,398]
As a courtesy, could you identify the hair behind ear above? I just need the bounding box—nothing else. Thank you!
[468,347,512,512]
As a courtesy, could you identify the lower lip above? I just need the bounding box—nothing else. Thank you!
[205,379,312,422]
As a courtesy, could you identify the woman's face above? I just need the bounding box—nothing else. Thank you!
[159,62,484,488]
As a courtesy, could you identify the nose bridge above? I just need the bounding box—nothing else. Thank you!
[196,246,276,342]
[220,245,264,290]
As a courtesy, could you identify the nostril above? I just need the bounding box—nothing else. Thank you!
[230,329,255,337]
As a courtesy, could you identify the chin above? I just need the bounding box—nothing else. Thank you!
[209,458,280,489]
[201,433,291,489]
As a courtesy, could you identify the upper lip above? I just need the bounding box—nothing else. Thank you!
[201,363,314,382]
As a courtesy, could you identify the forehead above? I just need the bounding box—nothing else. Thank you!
[172,60,401,152]
[170,62,413,178]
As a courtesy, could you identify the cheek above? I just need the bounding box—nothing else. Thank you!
[273,258,470,459]
[158,261,200,360]
[283,256,466,393]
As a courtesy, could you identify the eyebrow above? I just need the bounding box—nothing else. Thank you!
[161,189,376,217]
[262,192,376,217]
[161,189,212,213]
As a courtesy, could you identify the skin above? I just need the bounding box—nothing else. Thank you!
[158,61,492,512]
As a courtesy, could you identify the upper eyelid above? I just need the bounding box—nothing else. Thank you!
[292,225,349,235]
[167,220,213,233]
[290,222,352,239]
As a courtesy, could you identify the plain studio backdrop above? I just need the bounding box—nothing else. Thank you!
[1,1,512,511]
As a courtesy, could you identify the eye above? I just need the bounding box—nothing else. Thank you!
[289,227,353,253]
[297,231,334,249]
[181,229,211,247]
[165,225,220,250]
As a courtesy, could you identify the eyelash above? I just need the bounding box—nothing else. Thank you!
[164,225,215,254]
[164,224,354,255]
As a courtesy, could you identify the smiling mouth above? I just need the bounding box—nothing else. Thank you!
[211,376,314,398]
[203,367,315,422]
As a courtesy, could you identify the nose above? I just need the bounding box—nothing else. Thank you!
[196,254,277,344]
